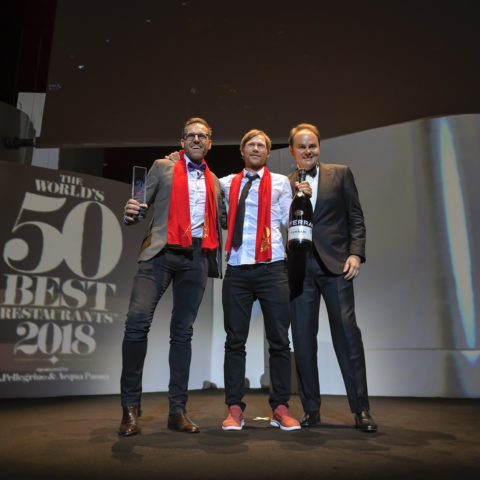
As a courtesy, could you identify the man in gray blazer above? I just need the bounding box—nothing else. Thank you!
[287,123,377,433]
[119,117,223,436]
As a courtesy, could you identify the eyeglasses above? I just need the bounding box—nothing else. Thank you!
[184,133,210,142]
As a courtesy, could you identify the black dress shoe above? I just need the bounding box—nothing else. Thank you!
[355,410,377,433]
[300,411,321,427]
[119,406,141,436]
[168,411,200,433]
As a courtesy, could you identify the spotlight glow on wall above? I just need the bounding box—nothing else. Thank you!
[436,118,478,364]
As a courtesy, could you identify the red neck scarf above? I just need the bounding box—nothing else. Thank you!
[167,150,219,250]
[225,168,272,262]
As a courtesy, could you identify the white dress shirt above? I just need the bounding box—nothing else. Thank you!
[306,166,318,210]
[184,154,207,239]
[220,167,292,265]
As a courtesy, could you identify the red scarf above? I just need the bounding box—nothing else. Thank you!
[225,168,272,262]
[167,150,219,250]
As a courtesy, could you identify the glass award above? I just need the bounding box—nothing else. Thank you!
[132,166,147,204]
[132,166,147,219]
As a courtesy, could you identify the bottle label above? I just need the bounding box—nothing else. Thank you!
[288,225,312,241]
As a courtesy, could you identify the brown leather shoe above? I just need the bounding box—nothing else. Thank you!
[167,411,200,433]
[118,406,141,436]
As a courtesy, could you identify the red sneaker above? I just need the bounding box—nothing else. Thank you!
[271,405,301,431]
[222,405,244,431]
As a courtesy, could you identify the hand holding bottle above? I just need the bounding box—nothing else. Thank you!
[295,180,312,197]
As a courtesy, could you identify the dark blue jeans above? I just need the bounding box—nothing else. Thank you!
[120,241,208,414]
[222,261,291,411]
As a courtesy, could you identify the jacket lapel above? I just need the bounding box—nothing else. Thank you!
[313,163,333,221]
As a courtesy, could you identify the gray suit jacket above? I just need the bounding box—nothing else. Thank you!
[133,158,223,278]
[288,163,365,275]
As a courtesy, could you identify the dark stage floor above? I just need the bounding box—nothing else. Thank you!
[1,390,479,480]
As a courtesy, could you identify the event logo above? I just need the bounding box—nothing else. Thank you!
[0,173,123,364]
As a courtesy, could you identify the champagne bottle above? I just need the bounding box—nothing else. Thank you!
[288,168,313,251]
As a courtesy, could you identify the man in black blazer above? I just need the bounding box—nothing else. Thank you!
[287,123,377,432]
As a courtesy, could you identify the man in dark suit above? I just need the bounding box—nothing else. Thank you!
[119,117,223,436]
[287,123,377,433]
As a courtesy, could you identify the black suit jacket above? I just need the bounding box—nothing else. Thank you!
[288,163,365,275]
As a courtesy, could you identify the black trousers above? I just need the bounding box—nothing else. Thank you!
[290,250,370,414]
[120,240,209,414]
[222,260,291,411]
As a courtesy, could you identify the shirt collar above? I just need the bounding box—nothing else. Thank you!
[243,167,264,179]
[184,154,205,173]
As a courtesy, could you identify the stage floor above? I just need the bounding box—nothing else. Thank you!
[1,389,479,480]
